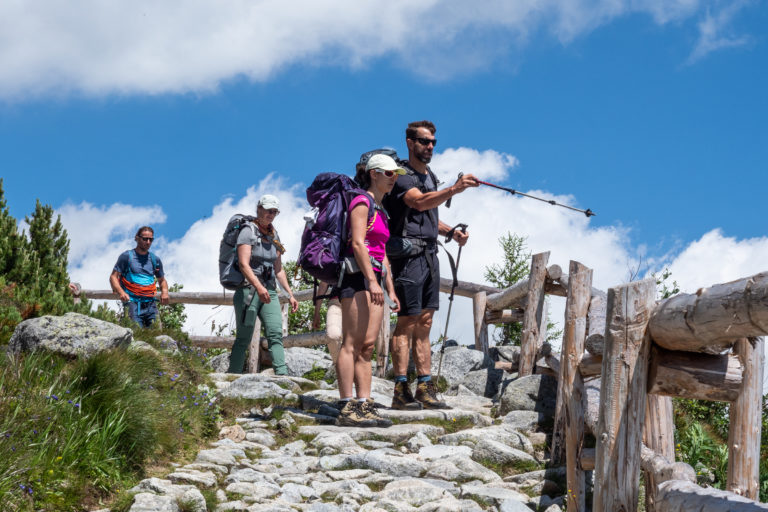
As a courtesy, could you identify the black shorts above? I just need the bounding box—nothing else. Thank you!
[335,271,382,300]
[391,250,440,316]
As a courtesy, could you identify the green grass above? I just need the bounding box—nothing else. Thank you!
[0,342,220,511]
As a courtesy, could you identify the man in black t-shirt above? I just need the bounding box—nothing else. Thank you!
[384,120,479,409]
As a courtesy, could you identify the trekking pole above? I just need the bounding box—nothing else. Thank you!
[474,178,596,217]
[435,223,468,394]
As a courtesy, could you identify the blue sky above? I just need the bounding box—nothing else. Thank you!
[1,1,767,363]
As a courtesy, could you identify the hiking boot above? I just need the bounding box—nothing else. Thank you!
[335,400,378,427]
[391,381,423,411]
[359,399,392,428]
[415,380,451,409]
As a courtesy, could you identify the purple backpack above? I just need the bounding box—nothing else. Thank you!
[298,172,374,286]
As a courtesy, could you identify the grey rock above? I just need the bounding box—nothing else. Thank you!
[498,374,557,416]
[471,438,537,466]
[379,479,453,507]
[405,431,433,453]
[351,449,430,477]
[219,374,293,400]
[180,462,228,475]
[208,352,230,373]
[299,423,445,443]
[178,488,207,512]
[491,346,520,364]
[429,346,489,387]
[128,340,159,354]
[154,334,180,353]
[360,499,417,512]
[225,480,281,499]
[129,477,197,498]
[417,498,484,512]
[284,347,333,377]
[325,469,374,481]
[195,447,244,466]
[503,467,566,486]
[418,445,472,460]
[460,484,530,507]
[542,505,563,512]
[279,482,318,502]
[244,428,276,447]
[438,425,534,454]
[313,479,374,500]
[129,493,179,512]
[9,312,132,357]
[167,469,217,487]
[225,467,277,484]
[501,410,549,433]
[311,431,360,452]
[459,367,504,398]
[498,498,534,512]
[425,455,502,483]
[358,439,395,450]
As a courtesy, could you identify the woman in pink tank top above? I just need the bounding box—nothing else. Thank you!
[334,154,403,428]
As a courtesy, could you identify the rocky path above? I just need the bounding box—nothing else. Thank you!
[124,372,568,512]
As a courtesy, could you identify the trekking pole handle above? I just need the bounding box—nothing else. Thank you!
[444,223,468,244]
[445,172,464,209]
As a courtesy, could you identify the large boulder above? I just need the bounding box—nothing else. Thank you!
[8,312,132,358]
[428,346,489,387]
[498,374,557,417]
[284,347,333,377]
[458,367,504,398]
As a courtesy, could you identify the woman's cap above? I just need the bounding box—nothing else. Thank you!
[365,154,406,173]
[258,194,280,210]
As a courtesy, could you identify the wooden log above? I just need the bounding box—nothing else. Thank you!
[519,252,550,376]
[584,377,601,436]
[656,479,768,511]
[586,290,607,354]
[647,345,742,402]
[485,263,560,311]
[649,271,768,353]
[485,308,525,324]
[643,395,676,512]
[552,261,592,512]
[579,353,602,378]
[246,317,261,373]
[547,264,563,281]
[639,445,696,486]
[579,448,595,471]
[472,291,489,355]
[438,278,500,298]
[727,337,765,499]
[594,278,656,512]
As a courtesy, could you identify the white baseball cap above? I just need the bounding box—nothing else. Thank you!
[365,154,406,174]
[258,194,280,210]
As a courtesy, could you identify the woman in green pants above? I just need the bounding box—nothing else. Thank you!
[228,194,299,374]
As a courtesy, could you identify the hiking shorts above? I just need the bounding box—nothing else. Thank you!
[391,250,439,316]
[335,270,382,300]
[124,300,158,328]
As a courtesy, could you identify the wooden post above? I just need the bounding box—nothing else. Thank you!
[246,318,262,373]
[594,278,656,512]
[281,303,289,336]
[473,291,489,355]
[727,337,765,499]
[375,301,391,377]
[551,261,592,512]
[519,252,549,376]
[643,393,675,512]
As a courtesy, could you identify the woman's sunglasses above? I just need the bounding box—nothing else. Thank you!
[374,168,406,178]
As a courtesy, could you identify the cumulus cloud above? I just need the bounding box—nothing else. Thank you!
[0,0,752,99]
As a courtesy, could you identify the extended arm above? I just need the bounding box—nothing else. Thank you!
[438,221,469,246]
[157,276,170,305]
[274,254,299,312]
[109,270,130,302]
[403,173,479,212]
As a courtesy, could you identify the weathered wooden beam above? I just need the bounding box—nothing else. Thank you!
[579,448,595,471]
[594,278,656,512]
[485,263,560,311]
[639,445,696,487]
[578,353,602,378]
[643,395,676,512]
[647,345,742,402]
[473,291,489,355]
[727,337,765,500]
[649,271,768,353]
[551,261,592,512]
[656,479,768,511]
[519,252,550,376]
[485,308,525,324]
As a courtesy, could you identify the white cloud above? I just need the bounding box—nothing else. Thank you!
[687,1,752,63]
[0,0,751,99]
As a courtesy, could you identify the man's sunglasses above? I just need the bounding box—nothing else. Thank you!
[140,237,154,242]
[412,137,437,147]
[374,168,406,178]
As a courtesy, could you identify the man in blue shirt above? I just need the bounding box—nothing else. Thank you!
[109,226,170,327]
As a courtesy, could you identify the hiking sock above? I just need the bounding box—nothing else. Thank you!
[417,375,431,383]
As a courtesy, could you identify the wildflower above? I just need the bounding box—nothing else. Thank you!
[74,403,80,408]
[48,470,53,475]
[194,402,199,406]
[50,395,59,401]
[67,400,72,404]
[33,429,38,435]
[56,456,62,461]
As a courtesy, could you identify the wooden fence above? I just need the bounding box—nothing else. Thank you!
[72,258,767,511]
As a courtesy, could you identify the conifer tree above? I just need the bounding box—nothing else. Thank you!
[0,179,28,278]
